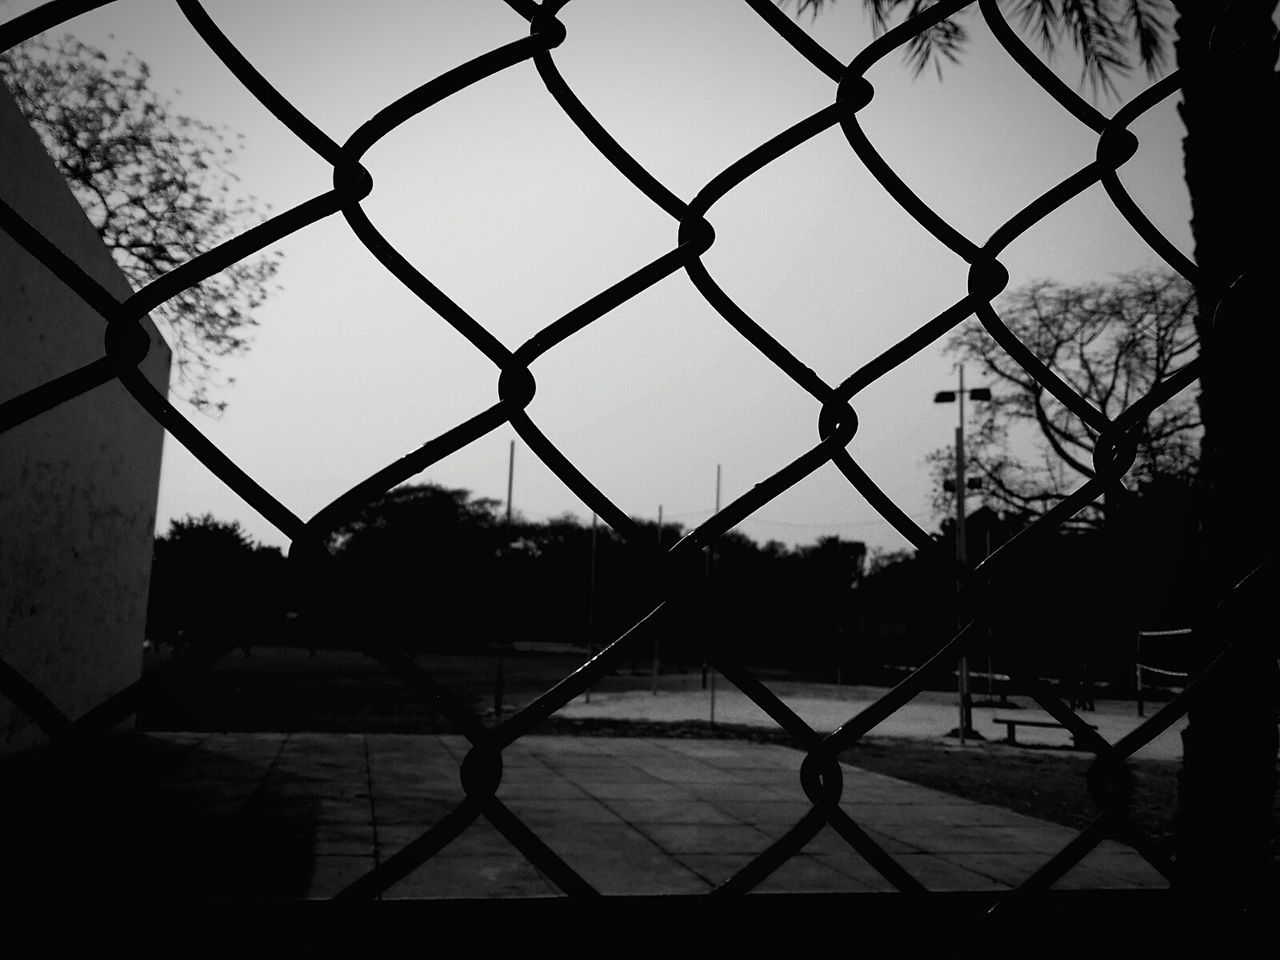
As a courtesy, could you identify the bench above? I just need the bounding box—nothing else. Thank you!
[993,717,1098,748]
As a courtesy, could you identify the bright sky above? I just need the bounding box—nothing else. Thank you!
[6,0,1193,553]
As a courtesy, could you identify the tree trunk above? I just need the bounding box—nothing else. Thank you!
[1173,0,1279,900]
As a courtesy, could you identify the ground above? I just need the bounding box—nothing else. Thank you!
[132,643,1236,856]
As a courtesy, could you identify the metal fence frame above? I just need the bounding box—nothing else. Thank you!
[1,0,1270,923]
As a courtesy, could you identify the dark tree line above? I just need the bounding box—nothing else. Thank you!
[314,484,873,674]
[148,484,1199,692]
[149,488,869,673]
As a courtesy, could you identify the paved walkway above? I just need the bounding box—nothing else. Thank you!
[84,730,1167,900]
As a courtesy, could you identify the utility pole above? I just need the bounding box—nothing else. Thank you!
[505,439,515,525]
[585,512,598,705]
[707,466,721,725]
[495,438,516,717]
[589,512,598,631]
[652,504,662,695]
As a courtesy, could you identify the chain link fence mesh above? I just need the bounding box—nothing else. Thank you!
[0,0,1261,912]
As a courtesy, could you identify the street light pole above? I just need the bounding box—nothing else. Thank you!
[935,365,989,743]
[954,367,972,744]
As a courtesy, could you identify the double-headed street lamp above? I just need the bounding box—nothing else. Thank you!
[934,365,990,744]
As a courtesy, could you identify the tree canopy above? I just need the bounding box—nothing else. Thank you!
[780,0,1172,95]
[146,514,285,648]
[148,490,1187,687]
[0,35,281,413]
[151,484,878,671]
[933,270,1200,525]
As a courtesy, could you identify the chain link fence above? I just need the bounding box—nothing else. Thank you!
[0,0,1266,917]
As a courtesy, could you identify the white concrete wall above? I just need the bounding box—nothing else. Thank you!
[1,85,171,755]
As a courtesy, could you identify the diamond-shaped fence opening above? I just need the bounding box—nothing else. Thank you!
[2,0,1275,929]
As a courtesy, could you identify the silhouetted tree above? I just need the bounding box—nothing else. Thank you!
[785,1,1172,92]
[328,484,505,650]
[147,514,284,649]
[855,546,952,679]
[931,271,1199,527]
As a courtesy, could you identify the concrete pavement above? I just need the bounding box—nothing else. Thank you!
[70,729,1167,900]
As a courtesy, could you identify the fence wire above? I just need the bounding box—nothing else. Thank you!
[0,0,1263,914]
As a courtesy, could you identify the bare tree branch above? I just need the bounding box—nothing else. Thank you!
[932,270,1199,525]
[1,35,282,413]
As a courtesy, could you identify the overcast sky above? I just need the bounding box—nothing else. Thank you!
[6,0,1193,554]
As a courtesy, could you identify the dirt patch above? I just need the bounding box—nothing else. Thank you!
[838,735,1184,849]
